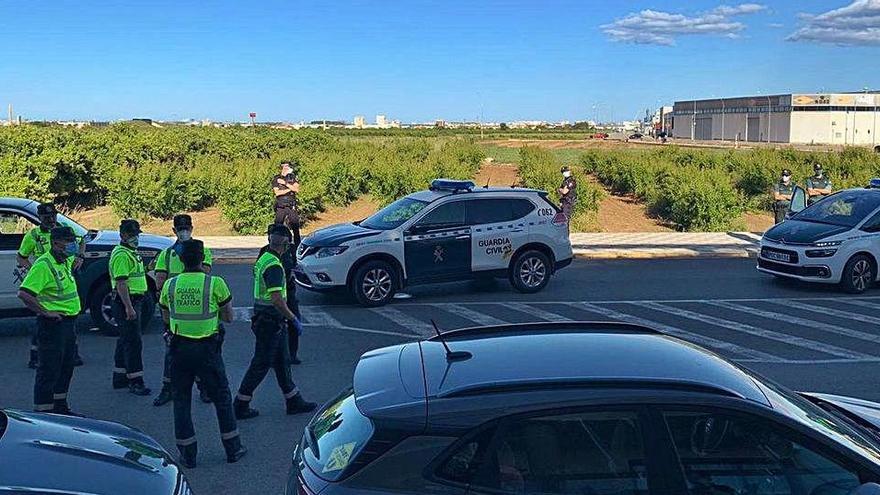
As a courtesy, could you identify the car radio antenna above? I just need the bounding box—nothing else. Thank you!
[431,320,472,361]
[484,176,490,189]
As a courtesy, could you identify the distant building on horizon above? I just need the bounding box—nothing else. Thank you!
[353,115,365,129]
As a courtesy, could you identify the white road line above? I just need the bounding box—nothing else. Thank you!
[565,302,783,363]
[632,301,872,360]
[442,304,507,326]
[779,300,880,326]
[357,295,880,308]
[300,307,344,328]
[370,306,437,337]
[499,302,572,322]
[828,299,880,313]
[706,301,880,346]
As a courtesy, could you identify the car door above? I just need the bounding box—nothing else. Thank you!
[468,198,534,273]
[445,408,657,495]
[403,200,471,283]
[658,406,879,495]
[0,209,36,309]
[787,185,808,217]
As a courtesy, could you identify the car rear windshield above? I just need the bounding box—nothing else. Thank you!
[360,197,428,230]
[303,391,374,481]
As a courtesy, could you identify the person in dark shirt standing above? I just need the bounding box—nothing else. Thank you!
[272,161,301,249]
[557,166,578,224]
[772,169,795,224]
[806,163,832,206]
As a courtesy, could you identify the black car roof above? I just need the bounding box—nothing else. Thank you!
[353,322,771,429]
[0,197,38,212]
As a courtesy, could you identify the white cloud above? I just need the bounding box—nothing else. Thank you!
[788,0,880,46]
[602,3,767,45]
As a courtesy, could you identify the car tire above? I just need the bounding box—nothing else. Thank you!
[89,281,157,335]
[509,250,551,294]
[841,254,875,294]
[351,261,397,307]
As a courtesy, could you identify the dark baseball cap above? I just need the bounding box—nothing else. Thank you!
[179,239,204,260]
[37,202,57,215]
[173,214,193,229]
[268,224,292,239]
[814,163,824,172]
[560,166,571,173]
[50,226,76,241]
[782,169,792,176]
[119,219,142,235]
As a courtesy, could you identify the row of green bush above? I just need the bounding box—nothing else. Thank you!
[0,125,485,234]
[579,146,880,231]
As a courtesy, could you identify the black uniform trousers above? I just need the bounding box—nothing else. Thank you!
[34,315,77,412]
[237,311,298,402]
[274,204,302,248]
[31,322,80,364]
[561,200,574,228]
[112,295,145,384]
[170,334,240,456]
[163,324,224,387]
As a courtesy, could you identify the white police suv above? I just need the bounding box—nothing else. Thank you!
[758,180,880,293]
[295,179,573,306]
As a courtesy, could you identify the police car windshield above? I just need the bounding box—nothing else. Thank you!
[360,197,428,230]
[57,214,88,237]
[793,191,880,228]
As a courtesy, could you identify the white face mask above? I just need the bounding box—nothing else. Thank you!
[782,176,791,183]
[562,171,572,178]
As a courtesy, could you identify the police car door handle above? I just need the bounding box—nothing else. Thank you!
[511,229,524,233]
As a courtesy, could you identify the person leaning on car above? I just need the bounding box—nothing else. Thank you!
[17,226,82,416]
[772,169,795,224]
[806,163,832,205]
[272,161,302,248]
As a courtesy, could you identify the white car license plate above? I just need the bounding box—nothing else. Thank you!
[765,251,791,263]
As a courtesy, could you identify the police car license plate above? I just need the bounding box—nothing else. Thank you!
[765,250,791,263]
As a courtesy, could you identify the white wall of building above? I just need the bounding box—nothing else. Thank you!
[790,111,880,147]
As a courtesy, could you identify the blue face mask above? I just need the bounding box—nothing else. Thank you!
[64,242,79,257]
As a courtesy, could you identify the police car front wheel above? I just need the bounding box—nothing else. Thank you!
[510,250,551,294]
[841,254,875,294]
[351,260,397,307]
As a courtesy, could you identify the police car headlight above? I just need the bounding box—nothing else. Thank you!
[805,248,838,258]
[812,240,842,248]
[315,246,349,258]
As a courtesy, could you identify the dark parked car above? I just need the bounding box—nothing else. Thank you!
[628,132,644,140]
[0,409,191,494]
[289,322,880,495]
[0,197,172,333]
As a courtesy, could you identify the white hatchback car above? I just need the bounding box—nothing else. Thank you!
[758,183,880,293]
[295,179,573,306]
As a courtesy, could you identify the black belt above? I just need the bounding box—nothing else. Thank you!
[171,333,220,344]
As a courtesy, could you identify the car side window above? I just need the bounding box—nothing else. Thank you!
[467,199,525,225]
[437,427,497,485]
[663,410,864,495]
[415,201,466,230]
[0,211,35,251]
[510,199,536,220]
[469,410,648,495]
[861,210,880,233]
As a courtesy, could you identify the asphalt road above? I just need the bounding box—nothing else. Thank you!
[3,258,880,494]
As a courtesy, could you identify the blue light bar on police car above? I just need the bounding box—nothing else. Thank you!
[869,178,880,189]
[430,179,476,192]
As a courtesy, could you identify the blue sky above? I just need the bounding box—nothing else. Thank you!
[1,0,878,123]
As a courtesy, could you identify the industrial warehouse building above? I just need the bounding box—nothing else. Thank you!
[672,93,880,149]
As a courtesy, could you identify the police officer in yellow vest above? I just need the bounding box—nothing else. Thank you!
[110,219,151,396]
[17,202,84,369]
[16,227,82,415]
[153,214,214,407]
[158,239,246,468]
[234,225,316,420]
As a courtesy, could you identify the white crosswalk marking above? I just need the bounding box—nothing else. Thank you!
[706,300,880,345]
[371,306,437,337]
[300,307,343,328]
[777,300,880,326]
[565,301,783,362]
[825,298,880,313]
[442,304,507,326]
[233,307,252,322]
[499,302,571,322]
[632,301,873,360]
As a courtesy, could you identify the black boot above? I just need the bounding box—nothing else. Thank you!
[234,399,259,420]
[112,373,129,390]
[177,443,197,469]
[129,381,152,396]
[223,437,247,464]
[286,394,318,415]
[52,403,84,417]
[28,350,38,369]
[153,385,173,406]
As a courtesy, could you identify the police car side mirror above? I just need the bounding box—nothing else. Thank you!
[850,483,880,495]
